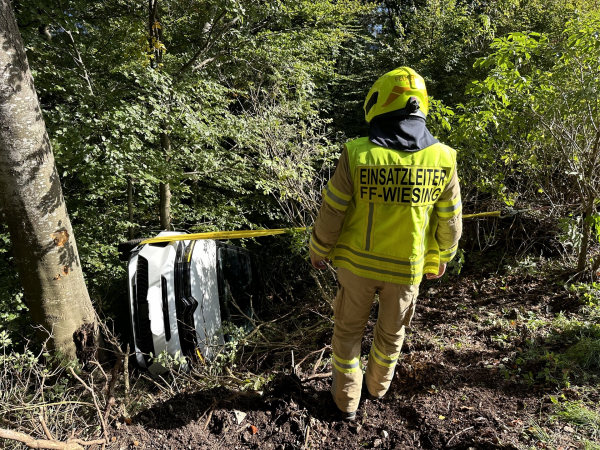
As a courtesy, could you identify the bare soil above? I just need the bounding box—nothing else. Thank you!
[111,264,595,450]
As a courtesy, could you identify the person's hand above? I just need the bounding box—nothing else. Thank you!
[426,263,447,280]
[310,253,328,270]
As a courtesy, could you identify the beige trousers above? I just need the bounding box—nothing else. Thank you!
[331,267,419,412]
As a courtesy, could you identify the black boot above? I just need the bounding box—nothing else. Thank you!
[339,409,357,421]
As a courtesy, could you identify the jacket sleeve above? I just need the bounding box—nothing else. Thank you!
[434,167,462,263]
[309,146,353,260]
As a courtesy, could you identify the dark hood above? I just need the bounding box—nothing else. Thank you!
[369,115,438,152]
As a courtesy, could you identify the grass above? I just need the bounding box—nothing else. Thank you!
[564,337,600,371]
[584,440,600,450]
[556,401,600,439]
[526,418,552,444]
[508,299,600,386]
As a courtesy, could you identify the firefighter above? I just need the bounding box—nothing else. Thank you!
[309,67,462,420]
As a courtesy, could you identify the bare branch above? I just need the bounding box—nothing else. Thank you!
[175,15,239,79]
[39,414,55,441]
[68,369,109,445]
[192,56,216,72]
[62,29,94,96]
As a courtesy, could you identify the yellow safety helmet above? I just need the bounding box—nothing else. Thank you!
[363,67,429,122]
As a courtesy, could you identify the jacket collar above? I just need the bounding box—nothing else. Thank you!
[369,116,438,152]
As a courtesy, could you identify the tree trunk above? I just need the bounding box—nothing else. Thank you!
[127,177,134,239]
[159,181,171,230]
[0,0,95,359]
[159,131,171,230]
[577,200,594,273]
[148,3,171,231]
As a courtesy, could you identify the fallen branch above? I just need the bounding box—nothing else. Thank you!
[96,315,131,416]
[301,372,332,382]
[39,413,54,441]
[68,368,109,445]
[203,400,218,430]
[67,439,107,447]
[303,422,311,448]
[103,353,124,421]
[0,401,95,414]
[307,308,334,324]
[124,344,131,407]
[446,426,474,447]
[141,373,174,395]
[229,292,292,335]
[91,361,109,392]
[294,345,330,375]
[0,427,87,450]
[312,347,328,376]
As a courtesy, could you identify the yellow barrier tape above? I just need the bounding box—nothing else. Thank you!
[140,228,309,245]
[139,211,503,245]
[462,211,501,219]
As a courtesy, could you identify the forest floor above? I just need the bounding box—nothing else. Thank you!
[111,257,600,450]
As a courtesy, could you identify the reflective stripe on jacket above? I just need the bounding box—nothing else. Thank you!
[326,137,459,285]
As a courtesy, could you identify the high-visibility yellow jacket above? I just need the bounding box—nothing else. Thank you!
[310,137,462,285]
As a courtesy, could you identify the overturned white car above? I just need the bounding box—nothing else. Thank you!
[121,232,257,375]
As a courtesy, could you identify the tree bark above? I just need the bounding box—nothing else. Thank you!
[0,0,95,358]
[159,180,171,230]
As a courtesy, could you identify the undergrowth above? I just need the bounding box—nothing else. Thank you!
[2,246,600,449]
[555,401,600,440]
[514,304,600,387]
